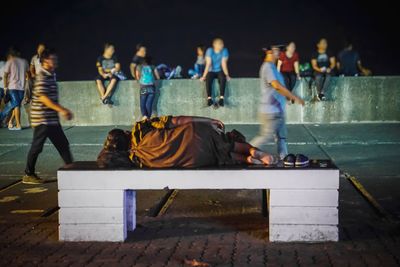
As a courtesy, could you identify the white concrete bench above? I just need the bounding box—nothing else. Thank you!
[57,161,339,242]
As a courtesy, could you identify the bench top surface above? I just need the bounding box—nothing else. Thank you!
[59,160,338,171]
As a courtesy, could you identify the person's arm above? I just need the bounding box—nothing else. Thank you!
[39,95,73,120]
[96,60,108,78]
[277,60,283,72]
[30,64,36,78]
[221,57,230,80]
[114,62,121,72]
[130,63,137,79]
[336,61,341,72]
[135,68,141,82]
[154,68,160,80]
[200,56,211,81]
[270,80,304,105]
[311,59,322,72]
[3,72,9,90]
[294,61,300,79]
[328,57,336,73]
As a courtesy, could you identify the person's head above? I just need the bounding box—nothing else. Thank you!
[103,43,115,57]
[264,45,282,62]
[286,42,296,54]
[136,43,147,57]
[7,46,21,58]
[37,43,46,56]
[212,38,224,52]
[196,45,206,56]
[40,48,58,72]
[317,38,328,51]
[103,129,131,152]
[344,39,353,50]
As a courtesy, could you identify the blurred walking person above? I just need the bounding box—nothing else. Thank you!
[0,47,30,130]
[23,49,74,184]
[251,45,304,160]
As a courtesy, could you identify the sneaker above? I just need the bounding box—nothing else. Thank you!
[207,98,213,106]
[283,154,296,167]
[295,154,309,166]
[9,127,22,131]
[218,98,224,107]
[318,94,326,101]
[22,174,45,184]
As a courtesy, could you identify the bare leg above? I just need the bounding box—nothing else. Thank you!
[14,107,21,128]
[233,142,274,165]
[103,78,117,99]
[96,80,106,99]
[8,110,15,128]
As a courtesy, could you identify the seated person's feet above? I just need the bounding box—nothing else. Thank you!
[283,154,296,167]
[22,173,45,184]
[218,98,224,107]
[250,148,276,165]
[318,93,326,101]
[207,98,213,106]
[102,97,114,105]
[295,154,309,166]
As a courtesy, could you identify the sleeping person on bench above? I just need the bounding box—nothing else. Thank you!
[97,115,276,168]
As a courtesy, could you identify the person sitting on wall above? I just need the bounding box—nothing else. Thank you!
[311,38,336,101]
[200,38,231,107]
[277,41,300,93]
[188,45,206,79]
[95,43,121,105]
[337,40,371,76]
[97,116,276,169]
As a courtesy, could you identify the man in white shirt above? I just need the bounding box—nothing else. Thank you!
[0,47,30,130]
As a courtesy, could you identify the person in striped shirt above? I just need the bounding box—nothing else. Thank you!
[23,48,74,184]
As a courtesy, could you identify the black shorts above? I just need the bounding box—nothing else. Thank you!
[95,74,120,82]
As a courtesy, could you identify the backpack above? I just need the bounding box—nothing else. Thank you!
[139,65,155,85]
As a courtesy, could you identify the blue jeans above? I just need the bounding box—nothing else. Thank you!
[140,93,155,118]
[250,113,288,159]
[188,64,205,77]
[0,89,24,121]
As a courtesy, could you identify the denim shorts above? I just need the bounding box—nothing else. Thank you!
[8,89,25,108]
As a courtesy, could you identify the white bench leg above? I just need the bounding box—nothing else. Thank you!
[125,190,136,232]
[268,189,339,242]
[59,189,136,242]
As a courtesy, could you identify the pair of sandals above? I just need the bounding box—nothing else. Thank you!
[283,154,309,167]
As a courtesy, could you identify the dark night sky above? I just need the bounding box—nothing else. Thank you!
[1,0,398,80]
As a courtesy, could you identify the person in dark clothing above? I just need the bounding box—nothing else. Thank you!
[95,43,121,105]
[23,49,74,184]
[337,41,371,76]
[311,38,336,101]
[277,41,300,92]
[97,116,277,169]
[130,43,146,80]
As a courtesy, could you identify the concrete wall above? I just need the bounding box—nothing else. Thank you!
[16,77,400,126]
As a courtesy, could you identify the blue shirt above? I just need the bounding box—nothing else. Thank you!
[205,47,229,72]
[259,62,286,114]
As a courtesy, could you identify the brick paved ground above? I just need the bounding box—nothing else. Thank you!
[0,124,399,266]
